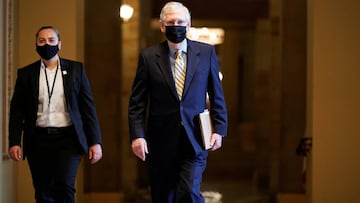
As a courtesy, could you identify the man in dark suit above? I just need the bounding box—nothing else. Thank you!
[128,2,228,203]
[8,25,102,203]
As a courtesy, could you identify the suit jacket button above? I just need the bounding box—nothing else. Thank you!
[180,121,184,126]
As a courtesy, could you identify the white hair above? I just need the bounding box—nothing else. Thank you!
[159,1,191,22]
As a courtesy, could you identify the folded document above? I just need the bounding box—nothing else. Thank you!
[199,109,213,149]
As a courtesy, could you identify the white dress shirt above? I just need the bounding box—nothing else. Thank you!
[36,58,72,127]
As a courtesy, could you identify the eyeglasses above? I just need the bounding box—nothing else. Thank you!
[163,20,187,26]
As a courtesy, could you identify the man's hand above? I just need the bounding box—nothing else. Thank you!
[89,144,102,164]
[131,138,148,161]
[209,133,223,151]
[9,145,22,161]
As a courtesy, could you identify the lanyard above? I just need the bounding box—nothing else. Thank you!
[44,65,59,107]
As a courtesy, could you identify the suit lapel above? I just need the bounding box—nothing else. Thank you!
[155,40,201,100]
[183,40,200,98]
[156,42,179,99]
[59,58,71,104]
[31,61,41,103]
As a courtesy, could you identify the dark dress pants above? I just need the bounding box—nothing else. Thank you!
[27,126,83,203]
[148,126,207,203]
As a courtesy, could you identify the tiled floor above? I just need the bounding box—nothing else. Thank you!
[125,179,271,203]
[201,179,271,203]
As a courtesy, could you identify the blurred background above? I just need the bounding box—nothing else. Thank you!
[1,0,360,202]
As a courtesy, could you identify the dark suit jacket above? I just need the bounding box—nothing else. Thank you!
[9,58,102,157]
[128,39,228,159]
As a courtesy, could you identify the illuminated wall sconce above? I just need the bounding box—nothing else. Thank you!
[119,4,134,22]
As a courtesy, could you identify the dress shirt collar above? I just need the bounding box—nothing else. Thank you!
[40,55,60,69]
[168,39,187,56]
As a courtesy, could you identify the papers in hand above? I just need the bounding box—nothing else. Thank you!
[199,109,213,149]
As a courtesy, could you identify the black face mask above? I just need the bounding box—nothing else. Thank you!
[165,26,187,43]
[36,44,59,60]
